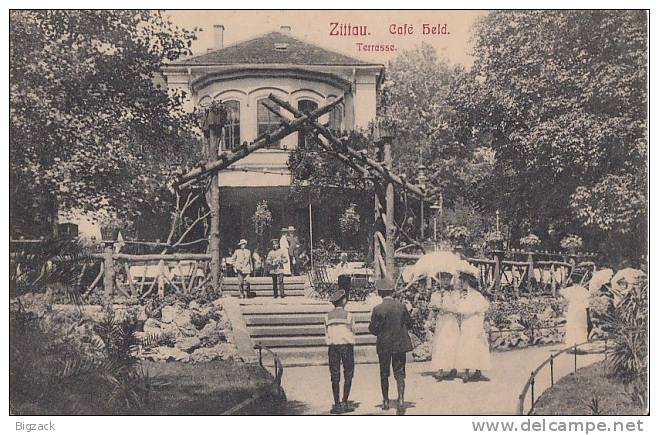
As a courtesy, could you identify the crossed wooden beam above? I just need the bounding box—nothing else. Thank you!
[176,93,427,200]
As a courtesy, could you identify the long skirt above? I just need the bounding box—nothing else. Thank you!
[430,313,460,371]
[564,302,589,346]
[454,314,491,371]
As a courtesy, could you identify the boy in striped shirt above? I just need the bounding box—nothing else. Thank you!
[325,289,356,414]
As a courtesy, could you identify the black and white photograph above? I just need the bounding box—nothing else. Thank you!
[6,6,650,423]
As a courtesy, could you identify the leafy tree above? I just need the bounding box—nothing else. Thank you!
[458,10,647,257]
[10,10,200,237]
[378,44,492,210]
[288,45,496,246]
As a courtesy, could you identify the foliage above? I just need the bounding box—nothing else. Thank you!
[560,234,583,250]
[458,10,647,258]
[10,302,153,414]
[484,230,505,243]
[445,224,469,242]
[311,239,343,265]
[288,130,375,215]
[570,174,646,234]
[378,44,491,209]
[339,203,361,236]
[394,281,434,341]
[251,200,273,238]
[10,238,96,303]
[10,10,201,235]
[601,281,648,407]
[520,233,541,248]
[486,297,566,329]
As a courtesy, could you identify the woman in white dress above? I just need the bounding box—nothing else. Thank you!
[429,273,461,379]
[560,285,590,346]
[279,228,291,276]
[454,270,491,382]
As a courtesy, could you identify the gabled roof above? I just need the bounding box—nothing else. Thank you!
[172,31,379,67]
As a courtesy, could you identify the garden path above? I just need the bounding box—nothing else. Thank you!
[281,344,605,415]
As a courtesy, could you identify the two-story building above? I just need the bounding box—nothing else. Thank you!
[162,26,384,255]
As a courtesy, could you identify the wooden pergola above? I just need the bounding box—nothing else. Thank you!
[177,94,429,291]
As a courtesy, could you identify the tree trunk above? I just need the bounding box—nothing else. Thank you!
[383,138,395,281]
[207,130,221,293]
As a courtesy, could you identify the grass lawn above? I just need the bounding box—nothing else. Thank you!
[532,362,646,415]
[139,360,281,415]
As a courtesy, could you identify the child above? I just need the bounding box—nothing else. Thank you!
[324,289,356,414]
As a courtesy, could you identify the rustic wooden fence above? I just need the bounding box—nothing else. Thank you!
[395,249,597,298]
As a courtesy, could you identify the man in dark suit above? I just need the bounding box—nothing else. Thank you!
[368,278,413,413]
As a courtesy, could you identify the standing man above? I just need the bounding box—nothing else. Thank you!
[231,239,252,299]
[368,278,413,414]
[324,289,356,414]
[287,226,300,276]
[266,238,288,298]
[279,228,292,276]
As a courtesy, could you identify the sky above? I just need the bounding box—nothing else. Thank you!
[166,10,486,67]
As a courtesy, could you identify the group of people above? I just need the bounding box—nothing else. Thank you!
[323,253,491,415]
[229,226,300,299]
[324,278,414,415]
[429,267,491,382]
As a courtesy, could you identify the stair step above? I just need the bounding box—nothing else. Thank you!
[223,276,306,285]
[257,345,379,366]
[249,324,372,337]
[244,313,372,326]
[240,303,373,315]
[224,283,306,290]
[253,335,376,348]
[228,290,306,297]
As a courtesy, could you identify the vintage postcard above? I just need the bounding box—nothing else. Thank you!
[8,8,649,423]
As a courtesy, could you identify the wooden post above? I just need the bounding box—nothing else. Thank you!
[492,249,503,298]
[103,244,114,299]
[527,252,535,293]
[383,137,395,281]
[207,125,221,294]
[373,186,383,280]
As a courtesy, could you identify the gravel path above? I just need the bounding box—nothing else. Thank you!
[280,344,604,415]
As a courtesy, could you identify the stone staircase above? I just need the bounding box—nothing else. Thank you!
[223,276,378,366]
[222,276,307,298]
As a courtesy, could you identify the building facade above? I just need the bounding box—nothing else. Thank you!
[162,26,384,256]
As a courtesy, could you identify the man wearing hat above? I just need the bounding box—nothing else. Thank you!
[266,238,289,298]
[368,278,413,413]
[324,289,356,414]
[279,228,292,276]
[231,239,252,299]
[287,226,300,276]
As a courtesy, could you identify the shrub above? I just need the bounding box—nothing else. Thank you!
[10,301,153,415]
[519,233,541,248]
[601,280,648,408]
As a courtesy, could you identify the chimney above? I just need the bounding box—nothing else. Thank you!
[213,24,225,50]
[279,25,291,35]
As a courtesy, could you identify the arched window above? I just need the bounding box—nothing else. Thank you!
[329,104,343,132]
[223,100,240,150]
[257,98,281,148]
[297,99,318,148]
[327,96,343,132]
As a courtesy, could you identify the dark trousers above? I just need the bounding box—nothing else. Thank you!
[328,344,355,404]
[337,274,352,300]
[271,273,285,298]
[378,352,407,400]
